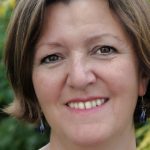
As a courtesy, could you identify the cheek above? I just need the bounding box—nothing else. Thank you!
[97,58,139,94]
[96,58,139,125]
[32,69,64,105]
[94,58,139,115]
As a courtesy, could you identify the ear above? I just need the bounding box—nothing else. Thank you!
[138,72,150,96]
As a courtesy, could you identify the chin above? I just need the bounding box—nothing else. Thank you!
[66,124,112,146]
[70,134,108,147]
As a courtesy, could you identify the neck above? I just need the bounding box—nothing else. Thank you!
[49,126,136,150]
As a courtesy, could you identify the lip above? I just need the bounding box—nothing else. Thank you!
[65,96,109,104]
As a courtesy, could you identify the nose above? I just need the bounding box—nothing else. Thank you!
[66,58,96,90]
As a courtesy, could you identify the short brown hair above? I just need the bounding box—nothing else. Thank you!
[4,0,150,123]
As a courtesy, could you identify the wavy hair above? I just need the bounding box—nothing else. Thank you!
[4,0,150,123]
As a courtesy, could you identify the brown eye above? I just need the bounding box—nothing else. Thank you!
[41,54,63,64]
[95,46,117,55]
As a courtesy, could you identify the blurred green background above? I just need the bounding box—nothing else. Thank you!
[0,0,49,149]
[0,0,150,150]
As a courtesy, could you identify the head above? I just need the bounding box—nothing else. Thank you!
[4,0,150,132]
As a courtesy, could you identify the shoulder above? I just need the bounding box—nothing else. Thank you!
[39,143,50,150]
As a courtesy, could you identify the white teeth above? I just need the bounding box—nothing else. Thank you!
[67,99,106,110]
[74,103,78,109]
[96,99,102,106]
[85,101,92,109]
[92,101,97,107]
[69,102,75,108]
[78,102,85,109]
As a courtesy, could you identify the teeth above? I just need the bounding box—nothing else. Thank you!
[78,102,85,109]
[74,103,78,109]
[85,101,92,109]
[91,101,97,107]
[96,99,102,106]
[67,99,106,110]
[69,102,75,108]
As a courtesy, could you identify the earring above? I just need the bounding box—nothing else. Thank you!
[39,119,45,134]
[139,97,147,124]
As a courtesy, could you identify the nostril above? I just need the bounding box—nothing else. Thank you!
[66,70,96,90]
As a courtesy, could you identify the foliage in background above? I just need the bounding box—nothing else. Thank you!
[136,122,150,150]
[0,0,150,150]
[0,1,49,150]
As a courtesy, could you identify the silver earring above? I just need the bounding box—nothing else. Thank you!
[39,119,45,134]
[139,97,147,124]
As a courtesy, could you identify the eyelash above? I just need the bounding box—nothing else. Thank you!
[92,45,117,55]
[40,46,117,64]
[41,54,64,64]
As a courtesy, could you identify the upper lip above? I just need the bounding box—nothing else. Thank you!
[65,96,109,104]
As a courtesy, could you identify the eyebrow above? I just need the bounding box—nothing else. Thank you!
[36,42,62,50]
[84,33,125,45]
[36,33,126,50]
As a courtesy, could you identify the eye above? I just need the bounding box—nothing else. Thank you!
[93,46,117,55]
[41,54,63,64]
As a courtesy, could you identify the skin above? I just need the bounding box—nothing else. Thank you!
[32,0,147,149]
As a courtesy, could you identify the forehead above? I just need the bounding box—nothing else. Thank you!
[36,0,131,48]
[45,0,109,26]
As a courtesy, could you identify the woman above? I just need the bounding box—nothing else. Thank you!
[4,0,150,149]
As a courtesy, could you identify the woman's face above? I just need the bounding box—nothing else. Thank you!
[32,0,146,146]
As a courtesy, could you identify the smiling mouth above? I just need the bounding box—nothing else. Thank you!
[66,98,109,110]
